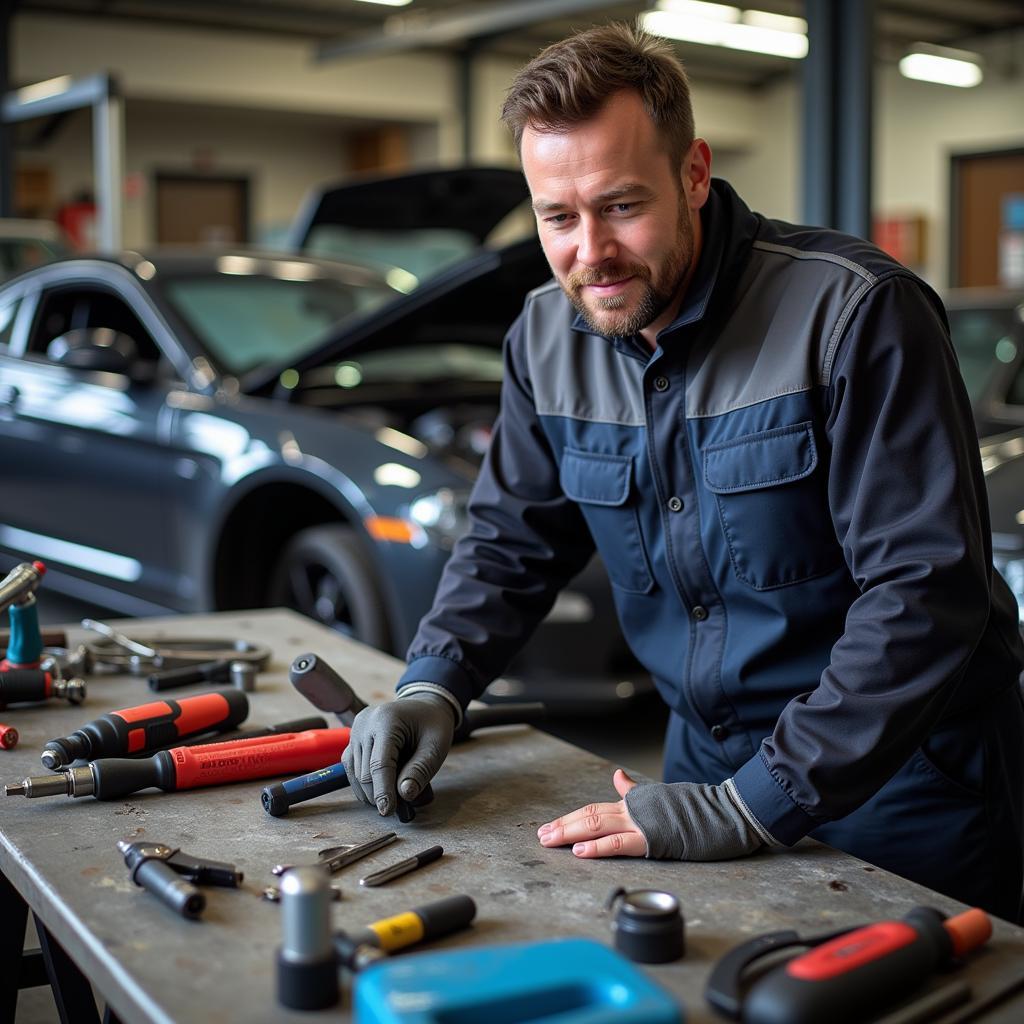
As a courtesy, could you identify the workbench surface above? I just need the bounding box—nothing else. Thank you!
[2,609,1023,1023]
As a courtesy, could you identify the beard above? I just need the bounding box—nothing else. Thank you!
[561,203,694,338]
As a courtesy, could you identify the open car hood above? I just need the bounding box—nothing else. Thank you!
[243,236,549,395]
[289,167,530,248]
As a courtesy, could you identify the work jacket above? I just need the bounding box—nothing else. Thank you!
[399,178,1024,845]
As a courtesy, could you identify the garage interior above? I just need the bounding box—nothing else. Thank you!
[2,1,1024,1022]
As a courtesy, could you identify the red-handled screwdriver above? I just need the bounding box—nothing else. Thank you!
[40,690,250,769]
[736,906,992,1024]
[5,727,350,801]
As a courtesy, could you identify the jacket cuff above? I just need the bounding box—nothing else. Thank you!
[397,683,464,729]
[398,656,476,710]
[732,752,819,846]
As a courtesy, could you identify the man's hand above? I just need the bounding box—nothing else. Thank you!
[538,769,648,857]
[341,693,456,816]
[538,770,773,861]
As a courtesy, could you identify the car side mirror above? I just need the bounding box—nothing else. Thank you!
[47,327,138,376]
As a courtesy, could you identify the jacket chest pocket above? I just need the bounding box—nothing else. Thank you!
[704,421,844,590]
[560,448,655,595]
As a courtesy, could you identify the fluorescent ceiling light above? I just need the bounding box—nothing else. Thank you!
[642,6,808,59]
[657,0,740,22]
[352,0,413,6]
[899,45,983,87]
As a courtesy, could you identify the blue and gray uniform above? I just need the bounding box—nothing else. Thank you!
[400,179,1024,920]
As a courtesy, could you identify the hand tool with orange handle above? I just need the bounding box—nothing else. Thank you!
[705,904,992,1024]
[40,689,250,769]
[5,727,350,801]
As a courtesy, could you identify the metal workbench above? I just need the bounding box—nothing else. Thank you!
[2,608,1023,1023]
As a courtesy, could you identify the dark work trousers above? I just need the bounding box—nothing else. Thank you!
[663,685,1024,923]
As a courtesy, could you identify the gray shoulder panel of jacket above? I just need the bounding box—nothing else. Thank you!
[522,279,646,427]
[685,240,882,420]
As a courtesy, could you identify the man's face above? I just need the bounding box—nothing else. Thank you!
[521,90,709,341]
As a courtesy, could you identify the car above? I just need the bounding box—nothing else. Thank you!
[0,235,643,707]
[946,289,1024,620]
[0,219,68,282]
[945,288,1024,439]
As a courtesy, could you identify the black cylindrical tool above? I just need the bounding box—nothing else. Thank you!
[276,866,339,1010]
[41,690,249,769]
[0,669,85,709]
[290,653,367,726]
[148,659,232,692]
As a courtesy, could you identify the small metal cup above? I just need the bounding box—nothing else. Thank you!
[607,887,685,963]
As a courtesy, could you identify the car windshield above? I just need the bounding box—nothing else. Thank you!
[160,269,398,376]
[947,307,1018,403]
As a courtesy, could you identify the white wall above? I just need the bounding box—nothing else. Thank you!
[875,65,1024,288]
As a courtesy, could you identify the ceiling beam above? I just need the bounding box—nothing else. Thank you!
[316,0,629,62]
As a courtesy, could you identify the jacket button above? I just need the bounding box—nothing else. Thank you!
[692,605,709,621]
[653,375,669,392]
[710,724,728,741]
[667,496,683,512]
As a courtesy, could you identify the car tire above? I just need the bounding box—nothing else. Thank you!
[268,525,391,650]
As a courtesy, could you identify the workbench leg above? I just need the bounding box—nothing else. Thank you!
[0,870,28,1024]
[33,913,100,1024]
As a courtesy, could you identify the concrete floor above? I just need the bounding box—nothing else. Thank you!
[12,593,666,1023]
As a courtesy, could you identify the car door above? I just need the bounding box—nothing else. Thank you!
[0,272,195,612]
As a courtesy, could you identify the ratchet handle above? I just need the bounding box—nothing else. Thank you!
[456,702,548,742]
[43,690,249,768]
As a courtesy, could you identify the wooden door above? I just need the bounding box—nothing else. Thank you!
[155,174,249,245]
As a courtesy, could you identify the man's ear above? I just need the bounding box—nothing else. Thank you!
[681,139,713,211]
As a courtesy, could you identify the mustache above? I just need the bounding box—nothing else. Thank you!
[567,263,650,291]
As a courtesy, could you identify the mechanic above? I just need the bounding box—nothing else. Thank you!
[342,23,1024,921]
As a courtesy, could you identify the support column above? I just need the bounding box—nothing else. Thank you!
[801,0,874,238]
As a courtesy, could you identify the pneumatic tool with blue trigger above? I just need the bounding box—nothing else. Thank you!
[261,652,548,819]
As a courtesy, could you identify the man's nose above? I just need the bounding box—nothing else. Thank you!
[576,216,617,267]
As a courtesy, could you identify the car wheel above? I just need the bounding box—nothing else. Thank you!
[268,525,391,650]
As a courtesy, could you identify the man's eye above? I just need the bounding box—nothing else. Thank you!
[546,213,571,224]
[611,203,634,214]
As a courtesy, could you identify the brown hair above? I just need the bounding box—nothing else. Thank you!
[501,22,694,167]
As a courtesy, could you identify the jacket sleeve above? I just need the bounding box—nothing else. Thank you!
[398,310,596,708]
[733,273,1003,843]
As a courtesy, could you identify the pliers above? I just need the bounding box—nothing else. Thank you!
[117,840,243,920]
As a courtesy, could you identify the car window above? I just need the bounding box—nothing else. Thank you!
[28,286,164,366]
[0,295,19,351]
[160,273,397,376]
[303,226,477,286]
[0,238,64,280]
[947,307,1017,403]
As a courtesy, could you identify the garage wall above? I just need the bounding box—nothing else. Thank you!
[875,65,1024,288]
[11,13,1023,286]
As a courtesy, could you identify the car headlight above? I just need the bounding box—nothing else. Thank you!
[408,488,470,550]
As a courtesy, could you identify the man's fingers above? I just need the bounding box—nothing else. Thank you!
[571,832,648,858]
[344,741,372,806]
[538,807,636,846]
[537,800,624,837]
[613,768,638,797]
[367,733,401,816]
[396,736,444,801]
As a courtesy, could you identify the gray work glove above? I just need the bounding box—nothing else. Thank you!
[341,691,457,817]
[624,778,777,860]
